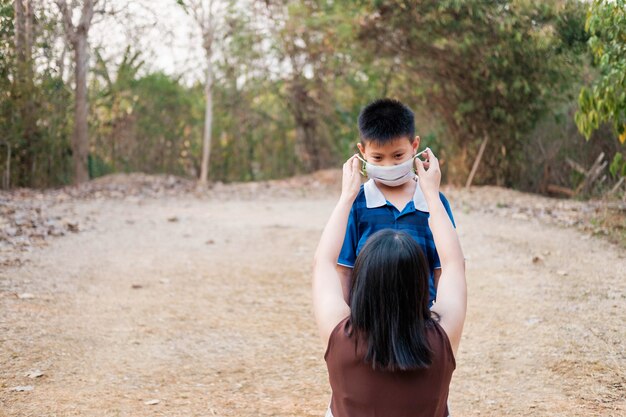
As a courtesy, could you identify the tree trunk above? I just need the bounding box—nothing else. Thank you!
[72,33,90,184]
[14,1,26,62]
[199,58,214,184]
[13,0,36,186]
[288,80,330,172]
[56,0,95,185]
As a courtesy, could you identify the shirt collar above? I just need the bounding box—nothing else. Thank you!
[363,178,429,212]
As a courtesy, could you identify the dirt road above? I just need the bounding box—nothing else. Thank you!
[1,182,624,416]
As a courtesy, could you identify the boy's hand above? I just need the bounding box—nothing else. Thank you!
[340,155,361,202]
[415,148,441,199]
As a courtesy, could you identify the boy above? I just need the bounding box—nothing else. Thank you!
[337,98,456,305]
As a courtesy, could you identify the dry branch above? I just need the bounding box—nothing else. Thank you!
[546,184,576,197]
[465,133,489,189]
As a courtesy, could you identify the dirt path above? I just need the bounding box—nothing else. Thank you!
[1,186,624,416]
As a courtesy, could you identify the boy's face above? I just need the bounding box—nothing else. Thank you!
[357,136,420,166]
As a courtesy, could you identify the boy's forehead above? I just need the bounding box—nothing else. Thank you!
[363,137,413,151]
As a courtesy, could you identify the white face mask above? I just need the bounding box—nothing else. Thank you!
[358,151,422,187]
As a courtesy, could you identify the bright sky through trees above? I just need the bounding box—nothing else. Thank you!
[90,0,207,82]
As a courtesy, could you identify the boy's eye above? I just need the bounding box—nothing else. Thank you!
[395,154,404,158]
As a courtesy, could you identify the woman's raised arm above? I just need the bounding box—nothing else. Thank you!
[415,149,467,355]
[312,155,361,346]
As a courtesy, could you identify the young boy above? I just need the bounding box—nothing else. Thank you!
[337,98,456,305]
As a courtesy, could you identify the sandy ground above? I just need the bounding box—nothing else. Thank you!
[0,184,625,416]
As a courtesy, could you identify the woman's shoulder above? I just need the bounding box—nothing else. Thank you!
[324,315,351,360]
[427,318,457,367]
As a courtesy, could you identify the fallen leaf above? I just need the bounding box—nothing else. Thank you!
[144,399,160,405]
[12,385,34,392]
[532,255,543,264]
[65,221,80,232]
[167,216,179,222]
[26,370,44,378]
[131,284,143,289]
[17,293,35,299]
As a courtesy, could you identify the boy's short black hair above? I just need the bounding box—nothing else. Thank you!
[358,98,415,144]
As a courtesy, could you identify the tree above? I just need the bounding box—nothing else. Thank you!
[177,0,228,185]
[1,0,76,188]
[55,0,97,184]
[13,0,37,182]
[359,0,587,186]
[132,73,202,176]
[575,0,626,144]
[0,0,14,188]
[259,0,365,172]
[90,45,144,173]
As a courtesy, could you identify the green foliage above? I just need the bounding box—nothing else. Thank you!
[359,0,587,185]
[0,0,14,129]
[0,0,12,67]
[0,0,14,188]
[575,0,626,144]
[0,0,614,193]
[90,48,203,177]
[609,153,626,178]
[0,0,73,188]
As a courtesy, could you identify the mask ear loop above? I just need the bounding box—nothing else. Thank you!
[356,154,368,177]
[414,148,428,160]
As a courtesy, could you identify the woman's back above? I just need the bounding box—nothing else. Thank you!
[325,317,455,417]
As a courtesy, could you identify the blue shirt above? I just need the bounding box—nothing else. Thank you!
[338,179,456,304]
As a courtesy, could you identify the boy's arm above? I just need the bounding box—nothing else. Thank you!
[434,268,442,291]
[336,265,352,303]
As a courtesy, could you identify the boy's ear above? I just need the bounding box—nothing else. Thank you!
[357,142,365,156]
[413,136,421,152]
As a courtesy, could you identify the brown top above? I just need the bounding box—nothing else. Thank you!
[324,317,455,417]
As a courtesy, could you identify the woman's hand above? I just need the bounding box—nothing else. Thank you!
[341,155,362,202]
[415,148,441,199]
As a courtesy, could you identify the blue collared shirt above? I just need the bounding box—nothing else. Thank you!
[338,178,456,304]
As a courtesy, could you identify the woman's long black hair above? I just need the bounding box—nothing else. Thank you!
[349,229,434,371]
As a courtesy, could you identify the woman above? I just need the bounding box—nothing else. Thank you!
[312,149,466,417]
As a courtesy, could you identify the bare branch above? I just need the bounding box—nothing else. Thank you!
[55,0,78,45]
[77,0,95,34]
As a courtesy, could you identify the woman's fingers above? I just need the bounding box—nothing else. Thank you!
[341,155,362,199]
[417,148,434,170]
[344,155,359,177]
[425,148,438,167]
[351,154,360,172]
[416,148,441,175]
[343,155,355,172]
[416,148,441,196]
[415,156,426,176]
